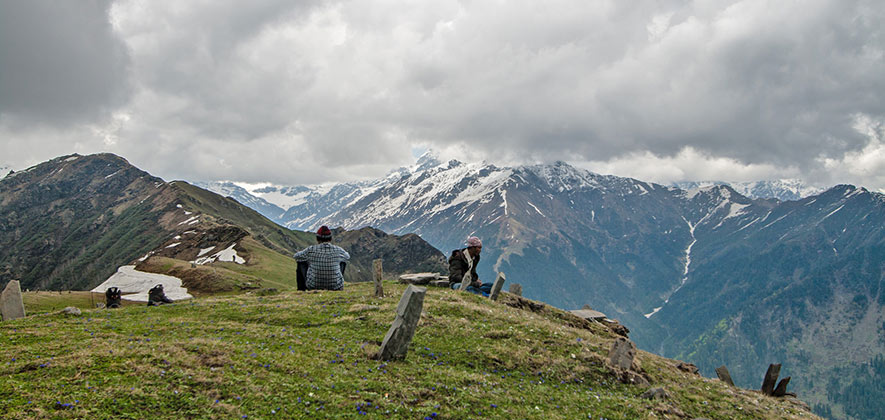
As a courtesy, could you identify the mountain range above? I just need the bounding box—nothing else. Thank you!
[0,154,445,295]
[200,153,884,420]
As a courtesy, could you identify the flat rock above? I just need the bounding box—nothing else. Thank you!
[508,283,522,296]
[61,307,82,316]
[1,280,26,321]
[398,273,444,285]
[570,309,607,321]
[640,387,669,400]
[677,361,699,375]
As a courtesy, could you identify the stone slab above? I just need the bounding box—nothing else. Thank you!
[761,364,781,395]
[398,272,444,285]
[1,280,26,321]
[608,337,636,371]
[508,283,522,296]
[570,309,607,321]
[373,259,384,297]
[716,365,735,386]
[378,285,427,361]
[489,272,506,301]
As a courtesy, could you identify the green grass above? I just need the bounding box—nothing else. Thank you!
[1,283,819,419]
[21,292,142,314]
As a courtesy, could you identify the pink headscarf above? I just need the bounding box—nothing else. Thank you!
[466,236,482,248]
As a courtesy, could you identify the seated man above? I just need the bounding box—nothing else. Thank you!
[294,226,350,291]
[449,236,493,296]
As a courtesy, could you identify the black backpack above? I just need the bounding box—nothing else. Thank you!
[105,287,122,308]
[147,284,173,306]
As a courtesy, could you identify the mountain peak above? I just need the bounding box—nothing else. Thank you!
[413,150,443,172]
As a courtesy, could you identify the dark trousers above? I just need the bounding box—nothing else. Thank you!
[297,261,347,291]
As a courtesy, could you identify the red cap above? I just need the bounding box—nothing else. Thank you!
[316,225,332,240]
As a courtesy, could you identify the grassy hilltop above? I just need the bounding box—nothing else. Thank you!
[1,283,817,419]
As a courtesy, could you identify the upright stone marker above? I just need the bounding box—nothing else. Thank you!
[459,251,474,291]
[761,363,781,396]
[773,376,791,397]
[715,365,735,386]
[489,272,506,301]
[509,283,522,296]
[373,259,384,298]
[378,285,426,361]
[1,280,26,321]
[607,337,636,371]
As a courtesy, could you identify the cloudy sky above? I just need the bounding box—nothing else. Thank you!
[1,0,883,190]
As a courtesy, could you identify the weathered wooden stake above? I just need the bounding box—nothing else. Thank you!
[373,259,384,298]
[715,365,735,386]
[773,376,791,397]
[508,283,522,296]
[761,363,781,396]
[489,272,506,301]
[377,285,426,361]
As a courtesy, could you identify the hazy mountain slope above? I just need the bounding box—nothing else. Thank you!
[192,181,286,222]
[651,185,885,419]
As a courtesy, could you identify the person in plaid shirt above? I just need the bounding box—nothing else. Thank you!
[294,226,350,290]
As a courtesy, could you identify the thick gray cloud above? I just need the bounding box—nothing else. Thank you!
[1,0,883,190]
[0,0,131,125]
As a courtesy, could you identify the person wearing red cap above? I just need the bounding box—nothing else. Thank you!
[294,226,350,290]
[448,236,493,296]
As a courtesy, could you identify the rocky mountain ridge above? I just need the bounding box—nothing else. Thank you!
[0,154,446,294]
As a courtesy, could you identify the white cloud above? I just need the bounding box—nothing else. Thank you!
[818,114,885,192]
[575,147,801,185]
[1,0,883,190]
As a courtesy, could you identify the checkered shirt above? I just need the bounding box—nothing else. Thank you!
[294,243,350,290]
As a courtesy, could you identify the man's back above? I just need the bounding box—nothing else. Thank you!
[294,242,350,290]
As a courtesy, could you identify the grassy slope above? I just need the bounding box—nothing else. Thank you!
[171,181,315,255]
[1,283,817,420]
[133,237,302,294]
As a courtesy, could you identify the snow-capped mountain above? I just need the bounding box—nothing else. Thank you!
[673,179,823,201]
[192,153,885,416]
[193,181,287,221]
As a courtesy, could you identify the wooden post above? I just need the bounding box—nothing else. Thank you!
[373,259,384,298]
[761,364,781,396]
[489,272,506,301]
[715,365,735,386]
